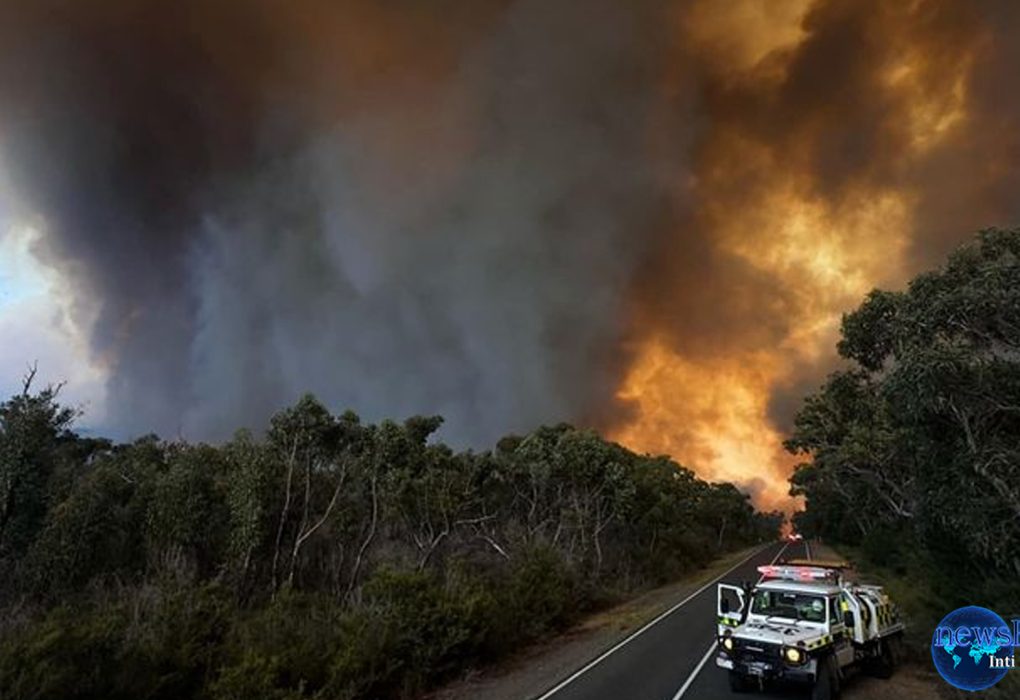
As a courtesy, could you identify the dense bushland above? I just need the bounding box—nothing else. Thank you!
[787,229,1020,653]
[0,380,779,699]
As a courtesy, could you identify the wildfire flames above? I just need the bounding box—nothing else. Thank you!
[610,0,997,510]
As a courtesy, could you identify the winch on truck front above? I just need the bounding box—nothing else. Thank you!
[715,558,904,700]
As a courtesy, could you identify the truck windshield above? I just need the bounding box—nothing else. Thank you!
[751,591,826,622]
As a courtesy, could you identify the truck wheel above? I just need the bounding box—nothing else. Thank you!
[728,672,750,693]
[870,637,899,679]
[811,657,837,700]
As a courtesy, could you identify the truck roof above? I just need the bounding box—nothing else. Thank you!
[756,579,842,596]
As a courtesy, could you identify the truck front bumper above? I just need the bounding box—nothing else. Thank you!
[716,653,816,684]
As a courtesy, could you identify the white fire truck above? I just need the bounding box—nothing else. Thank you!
[716,559,904,700]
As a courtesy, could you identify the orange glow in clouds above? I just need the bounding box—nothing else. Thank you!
[612,188,911,511]
[610,0,973,511]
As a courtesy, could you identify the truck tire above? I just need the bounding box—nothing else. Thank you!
[811,657,838,700]
[728,672,750,693]
[870,636,899,679]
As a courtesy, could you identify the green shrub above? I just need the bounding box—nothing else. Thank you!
[498,547,583,641]
[213,590,347,698]
[117,583,232,699]
[0,605,126,700]
[0,583,231,700]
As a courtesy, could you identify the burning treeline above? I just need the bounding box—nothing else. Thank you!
[1,0,1018,509]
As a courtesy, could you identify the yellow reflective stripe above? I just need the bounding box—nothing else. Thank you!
[805,635,832,650]
[874,603,898,627]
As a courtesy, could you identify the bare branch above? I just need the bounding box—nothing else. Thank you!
[21,362,38,397]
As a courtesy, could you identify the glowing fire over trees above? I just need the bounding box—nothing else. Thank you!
[610,0,977,510]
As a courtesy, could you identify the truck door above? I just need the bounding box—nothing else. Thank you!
[717,583,746,634]
[829,596,854,669]
[839,591,866,644]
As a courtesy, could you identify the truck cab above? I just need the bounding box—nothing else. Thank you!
[715,560,903,699]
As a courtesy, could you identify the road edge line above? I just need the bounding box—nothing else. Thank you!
[669,540,791,700]
[533,541,777,700]
[670,643,717,700]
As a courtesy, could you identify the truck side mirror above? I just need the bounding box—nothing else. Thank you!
[721,599,731,613]
[843,610,854,627]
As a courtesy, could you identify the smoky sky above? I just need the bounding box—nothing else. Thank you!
[2,0,1020,466]
[0,0,683,443]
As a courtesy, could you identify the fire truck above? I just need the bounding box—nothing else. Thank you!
[716,559,904,700]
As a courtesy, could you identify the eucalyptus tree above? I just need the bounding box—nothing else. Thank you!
[789,228,1020,582]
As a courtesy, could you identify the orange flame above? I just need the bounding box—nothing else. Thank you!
[610,0,975,512]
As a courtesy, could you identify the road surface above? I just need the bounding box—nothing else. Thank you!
[535,539,810,700]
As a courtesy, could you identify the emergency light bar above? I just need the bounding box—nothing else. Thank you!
[757,564,840,582]
[784,558,849,569]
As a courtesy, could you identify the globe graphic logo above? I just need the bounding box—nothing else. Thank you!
[931,606,1014,691]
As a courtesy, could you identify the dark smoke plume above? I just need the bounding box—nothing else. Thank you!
[0,0,679,443]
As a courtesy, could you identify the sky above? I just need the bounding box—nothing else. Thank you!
[0,172,106,428]
[2,0,1019,510]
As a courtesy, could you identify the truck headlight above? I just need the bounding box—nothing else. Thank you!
[783,646,805,665]
[721,636,734,652]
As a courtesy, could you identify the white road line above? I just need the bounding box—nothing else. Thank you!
[534,542,777,700]
[669,643,717,700]
[669,540,791,700]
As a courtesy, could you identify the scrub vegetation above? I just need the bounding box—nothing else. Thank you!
[0,379,779,699]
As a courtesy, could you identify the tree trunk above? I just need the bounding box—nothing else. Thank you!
[286,457,314,588]
[289,463,347,588]
[271,440,299,594]
[347,472,379,598]
[0,476,18,546]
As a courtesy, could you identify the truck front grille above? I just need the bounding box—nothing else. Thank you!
[733,641,782,664]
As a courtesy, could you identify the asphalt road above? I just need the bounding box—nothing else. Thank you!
[535,539,810,700]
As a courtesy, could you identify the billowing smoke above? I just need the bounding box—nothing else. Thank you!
[1,1,1019,507]
[0,0,678,443]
